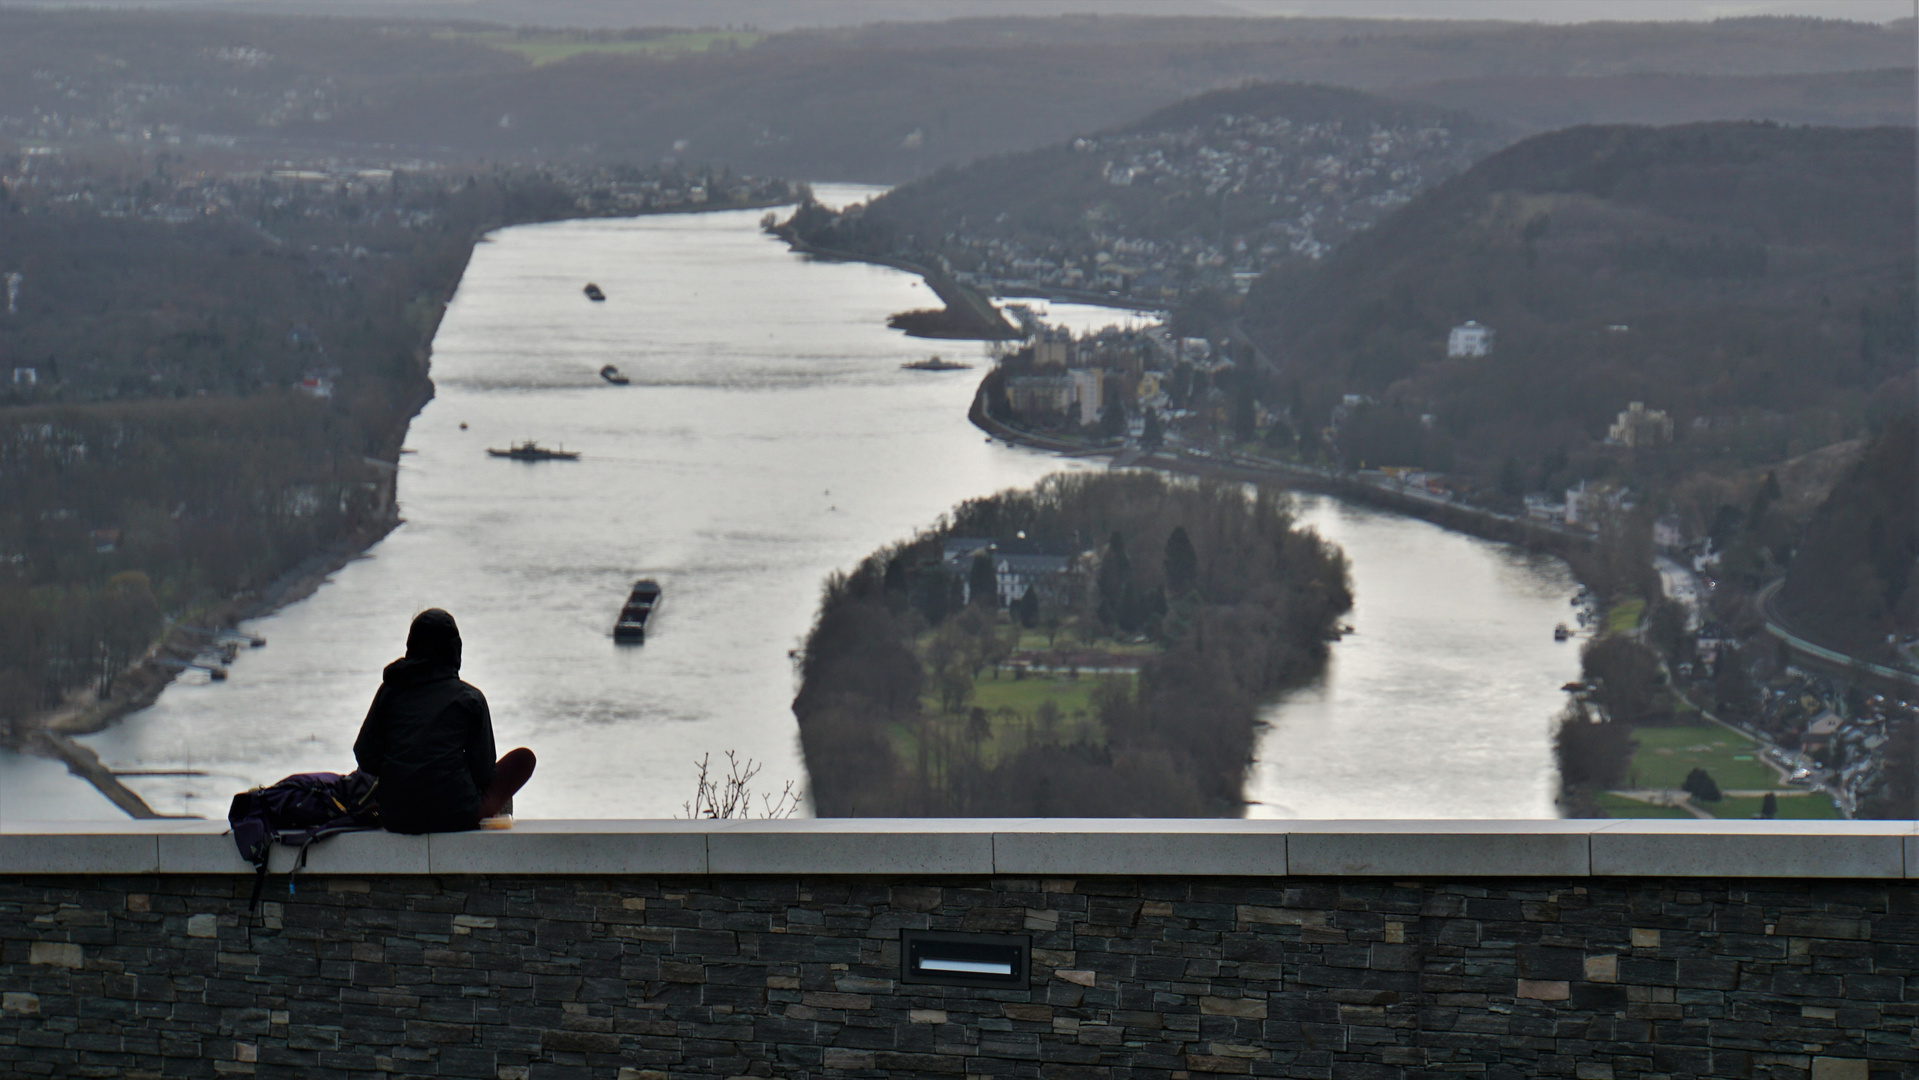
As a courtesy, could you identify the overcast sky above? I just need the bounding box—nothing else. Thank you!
[3,0,1912,27]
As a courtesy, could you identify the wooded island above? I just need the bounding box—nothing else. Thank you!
[794,472,1351,817]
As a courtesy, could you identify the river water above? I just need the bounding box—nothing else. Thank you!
[9,186,1578,822]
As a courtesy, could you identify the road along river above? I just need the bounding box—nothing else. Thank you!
[27,187,1579,821]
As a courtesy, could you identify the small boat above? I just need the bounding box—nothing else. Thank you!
[487,441,581,461]
[1554,624,1572,641]
[902,354,972,372]
[614,579,662,644]
[600,364,630,385]
[584,283,606,301]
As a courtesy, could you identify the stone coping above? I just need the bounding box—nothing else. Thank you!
[1,818,1915,878]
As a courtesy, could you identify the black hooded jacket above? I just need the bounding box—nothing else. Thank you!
[352,609,496,833]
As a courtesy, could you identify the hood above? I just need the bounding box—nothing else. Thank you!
[403,607,462,669]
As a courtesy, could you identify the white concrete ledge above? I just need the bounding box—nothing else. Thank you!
[0,819,1914,878]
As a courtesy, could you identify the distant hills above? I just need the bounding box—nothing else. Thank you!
[0,9,1908,181]
[1242,121,1916,474]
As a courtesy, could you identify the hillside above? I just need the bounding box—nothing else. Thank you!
[786,82,1506,302]
[1242,122,1916,478]
[1776,418,1917,665]
[0,9,1910,183]
[1399,68,1916,134]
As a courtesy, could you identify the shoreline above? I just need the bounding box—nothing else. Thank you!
[967,378,1596,566]
[21,518,405,819]
[14,194,798,819]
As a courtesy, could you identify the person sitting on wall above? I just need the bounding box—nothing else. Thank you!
[353,608,535,833]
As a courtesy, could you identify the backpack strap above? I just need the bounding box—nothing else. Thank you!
[246,860,270,914]
[280,822,381,898]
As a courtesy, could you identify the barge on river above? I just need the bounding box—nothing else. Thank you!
[487,441,581,461]
[614,579,663,644]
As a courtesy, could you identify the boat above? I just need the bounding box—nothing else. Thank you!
[902,354,972,371]
[1554,624,1572,641]
[487,441,581,461]
[584,283,606,301]
[613,579,663,644]
[600,364,630,385]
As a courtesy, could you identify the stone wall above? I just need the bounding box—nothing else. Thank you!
[2,870,1911,1079]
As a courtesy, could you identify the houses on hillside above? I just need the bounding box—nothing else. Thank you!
[1446,320,1493,358]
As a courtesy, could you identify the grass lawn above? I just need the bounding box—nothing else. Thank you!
[965,671,1124,717]
[451,30,762,64]
[1703,793,1842,820]
[915,671,1132,766]
[1626,723,1780,791]
[1605,597,1646,635]
[1593,792,1694,819]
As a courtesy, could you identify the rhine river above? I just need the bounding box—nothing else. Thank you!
[7,185,1577,822]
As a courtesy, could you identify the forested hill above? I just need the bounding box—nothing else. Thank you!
[1242,122,1916,475]
[787,82,1504,301]
[1776,417,1917,665]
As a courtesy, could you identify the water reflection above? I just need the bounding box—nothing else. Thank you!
[1247,495,1577,819]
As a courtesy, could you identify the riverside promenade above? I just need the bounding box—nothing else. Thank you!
[1,818,1911,1078]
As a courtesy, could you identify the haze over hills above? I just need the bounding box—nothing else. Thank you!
[0,8,1909,181]
[13,1,1914,30]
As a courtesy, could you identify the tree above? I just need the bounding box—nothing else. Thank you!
[1098,395,1127,441]
[1096,531,1131,628]
[1498,455,1524,499]
[1759,791,1778,819]
[1581,635,1664,723]
[1233,389,1256,443]
[968,552,998,609]
[1682,766,1723,803]
[1014,586,1040,628]
[1141,407,1164,451]
[1163,526,1198,596]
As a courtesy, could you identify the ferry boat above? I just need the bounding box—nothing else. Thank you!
[600,364,630,385]
[487,441,581,461]
[613,579,663,644]
[584,283,606,301]
[902,354,972,371]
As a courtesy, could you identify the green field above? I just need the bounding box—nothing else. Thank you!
[451,30,762,65]
[1625,723,1780,791]
[1605,597,1646,635]
[1593,792,1695,819]
[1706,793,1842,820]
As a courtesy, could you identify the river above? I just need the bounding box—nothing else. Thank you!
[7,186,1578,822]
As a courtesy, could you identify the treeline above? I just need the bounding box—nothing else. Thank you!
[0,394,379,723]
[793,472,1350,816]
[0,162,639,741]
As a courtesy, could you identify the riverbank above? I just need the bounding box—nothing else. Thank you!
[770,226,1019,340]
[968,379,1595,566]
[11,194,805,819]
[19,514,404,818]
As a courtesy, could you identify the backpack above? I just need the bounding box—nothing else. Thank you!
[227,770,383,912]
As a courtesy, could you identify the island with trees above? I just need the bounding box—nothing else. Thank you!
[793,471,1351,817]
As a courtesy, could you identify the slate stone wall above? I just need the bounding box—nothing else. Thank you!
[0,874,1909,1079]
